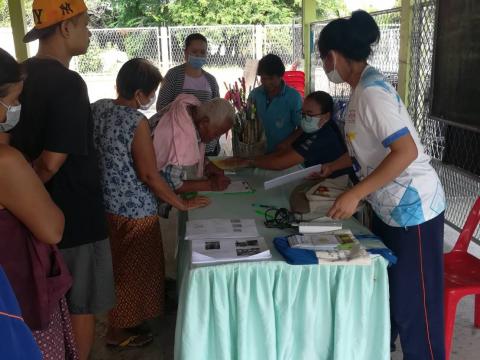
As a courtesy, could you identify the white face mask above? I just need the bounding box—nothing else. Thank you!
[137,94,156,110]
[301,114,328,133]
[324,52,344,84]
[0,100,21,132]
[301,115,320,133]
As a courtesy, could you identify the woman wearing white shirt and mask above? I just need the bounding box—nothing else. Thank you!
[315,10,446,360]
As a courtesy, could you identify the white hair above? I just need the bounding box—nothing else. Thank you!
[196,98,235,128]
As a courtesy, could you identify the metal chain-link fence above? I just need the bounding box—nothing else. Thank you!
[168,25,256,67]
[3,22,302,80]
[310,8,401,139]
[408,0,480,241]
[71,28,162,76]
[264,23,302,67]
[310,7,401,100]
[168,25,256,95]
[62,24,303,101]
[292,18,303,68]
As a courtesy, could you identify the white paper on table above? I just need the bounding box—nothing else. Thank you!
[201,180,253,194]
[185,218,259,240]
[191,236,271,264]
[297,221,343,233]
[264,164,322,190]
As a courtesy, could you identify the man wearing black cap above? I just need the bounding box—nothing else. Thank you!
[10,1,115,359]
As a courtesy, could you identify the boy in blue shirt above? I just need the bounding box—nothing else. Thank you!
[248,54,302,153]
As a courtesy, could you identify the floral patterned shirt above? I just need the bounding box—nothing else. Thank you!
[92,99,158,218]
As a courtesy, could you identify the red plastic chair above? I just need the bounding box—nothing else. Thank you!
[444,196,480,360]
[283,70,305,98]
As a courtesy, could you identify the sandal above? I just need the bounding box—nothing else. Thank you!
[106,334,154,349]
[127,323,153,336]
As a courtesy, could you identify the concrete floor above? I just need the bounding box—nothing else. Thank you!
[90,225,480,360]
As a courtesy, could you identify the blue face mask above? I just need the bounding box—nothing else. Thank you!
[301,115,323,133]
[188,55,207,69]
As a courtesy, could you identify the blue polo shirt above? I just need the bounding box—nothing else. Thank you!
[248,82,302,153]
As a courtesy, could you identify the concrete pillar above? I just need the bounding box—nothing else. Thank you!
[8,0,29,61]
[397,0,413,105]
[160,26,170,74]
[302,0,317,94]
[255,25,264,60]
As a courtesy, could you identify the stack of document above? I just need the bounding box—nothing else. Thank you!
[297,221,342,234]
[289,230,371,265]
[185,219,271,264]
[191,236,271,264]
[288,230,355,251]
[316,244,371,265]
[185,218,259,240]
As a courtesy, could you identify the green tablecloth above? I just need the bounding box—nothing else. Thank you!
[174,168,390,360]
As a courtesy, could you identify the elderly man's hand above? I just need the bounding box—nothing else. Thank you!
[205,161,225,177]
[219,157,252,169]
[184,196,211,210]
[209,174,231,191]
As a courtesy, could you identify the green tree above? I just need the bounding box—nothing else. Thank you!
[0,0,6,27]
[315,0,348,19]
[105,0,171,27]
[87,0,116,27]
[0,0,350,29]
[0,0,348,28]
[94,0,349,27]
[168,0,299,25]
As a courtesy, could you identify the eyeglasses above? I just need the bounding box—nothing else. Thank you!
[295,109,325,116]
[301,112,324,118]
[264,207,296,229]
